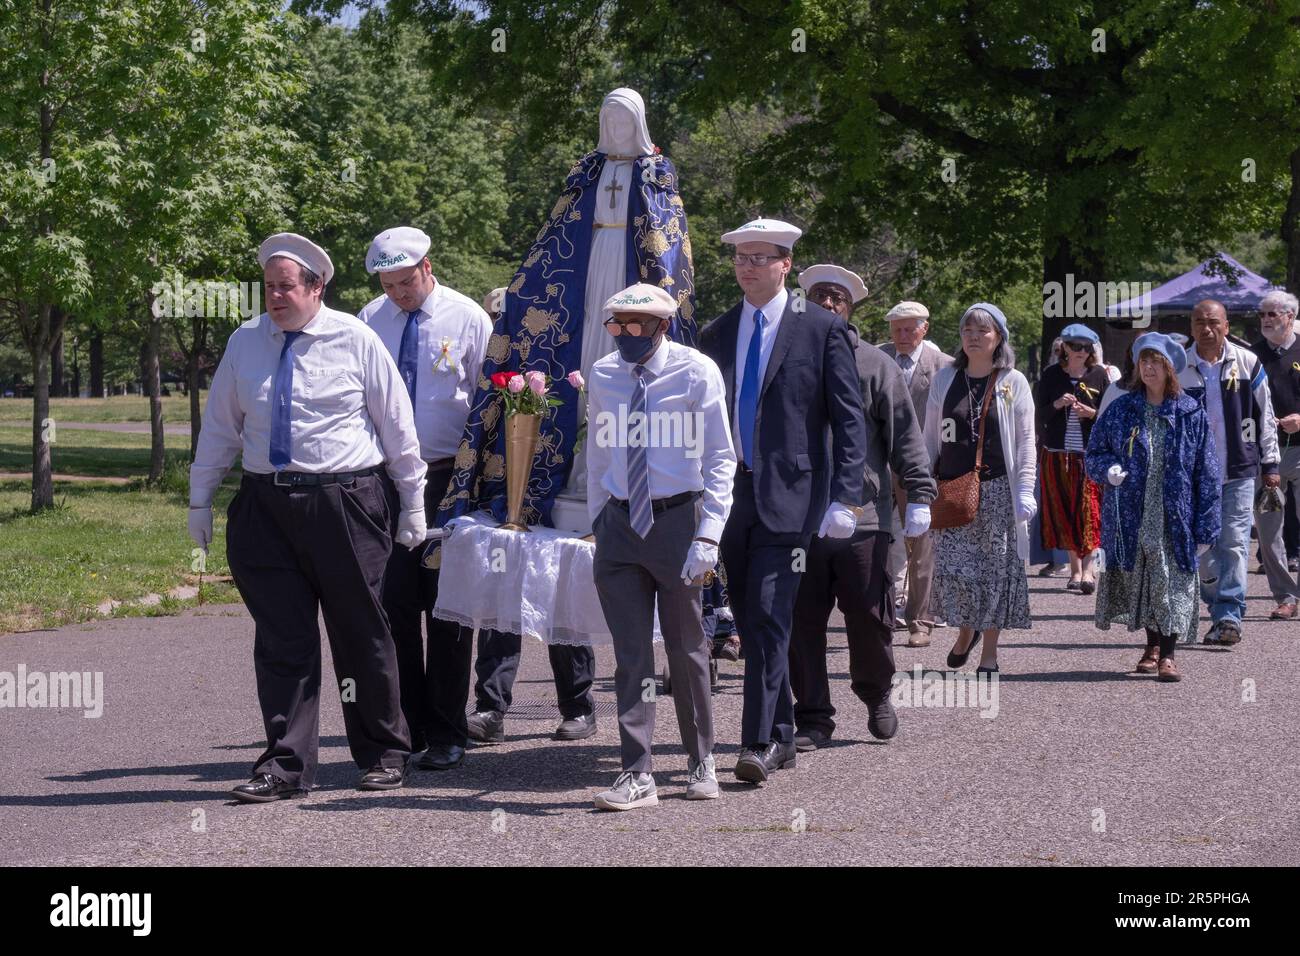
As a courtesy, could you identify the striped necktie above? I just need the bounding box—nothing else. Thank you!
[627,364,654,538]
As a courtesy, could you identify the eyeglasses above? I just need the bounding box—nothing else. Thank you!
[732,254,787,267]
[604,317,662,337]
[810,287,850,307]
[1261,309,1293,319]
[1063,341,1091,351]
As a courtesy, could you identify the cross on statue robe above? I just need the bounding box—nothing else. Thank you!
[604,177,623,209]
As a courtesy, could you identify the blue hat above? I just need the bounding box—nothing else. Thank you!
[962,302,1009,340]
[1130,332,1188,375]
[1060,323,1100,344]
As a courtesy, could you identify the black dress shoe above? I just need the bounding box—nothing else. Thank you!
[231,773,306,803]
[554,713,597,740]
[794,728,831,752]
[358,764,406,791]
[946,630,982,669]
[467,710,505,744]
[866,698,898,740]
[415,744,465,771]
[734,740,796,783]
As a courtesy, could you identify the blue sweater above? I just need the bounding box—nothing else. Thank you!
[1085,390,1221,573]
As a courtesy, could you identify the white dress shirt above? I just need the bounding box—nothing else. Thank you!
[190,306,427,513]
[356,281,494,461]
[732,286,789,440]
[586,338,736,542]
[1194,348,1229,483]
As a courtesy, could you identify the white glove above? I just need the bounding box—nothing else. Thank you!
[188,506,213,550]
[1015,494,1037,523]
[1196,543,1211,558]
[903,502,931,538]
[818,502,858,539]
[397,509,427,550]
[680,540,719,584]
[1106,464,1128,487]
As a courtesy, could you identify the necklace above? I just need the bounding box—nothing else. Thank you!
[964,371,988,436]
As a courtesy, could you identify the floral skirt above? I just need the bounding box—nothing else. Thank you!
[1038,448,1101,556]
[1094,536,1199,643]
[932,475,1031,630]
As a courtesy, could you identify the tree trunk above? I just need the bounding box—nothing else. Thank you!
[145,296,165,484]
[1282,144,1300,294]
[90,331,104,397]
[29,304,55,512]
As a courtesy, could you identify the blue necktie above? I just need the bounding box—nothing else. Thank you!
[398,309,420,402]
[627,364,654,538]
[269,330,303,470]
[738,309,764,465]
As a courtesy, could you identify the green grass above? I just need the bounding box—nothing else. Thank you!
[0,478,239,635]
[0,393,201,425]
[0,425,190,478]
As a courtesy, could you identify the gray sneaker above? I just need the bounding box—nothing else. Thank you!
[594,771,658,811]
[685,754,719,800]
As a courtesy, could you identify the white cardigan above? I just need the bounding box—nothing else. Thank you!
[923,365,1038,560]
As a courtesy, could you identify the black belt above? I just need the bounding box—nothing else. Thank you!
[613,490,698,514]
[245,465,383,488]
[425,457,455,470]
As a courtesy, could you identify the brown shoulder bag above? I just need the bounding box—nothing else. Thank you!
[930,370,1000,530]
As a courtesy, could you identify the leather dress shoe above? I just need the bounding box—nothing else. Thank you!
[714,636,741,662]
[794,728,831,753]
[554,713,598,740]
[231,772,306,803]
[734,740,797,784]
[415,743,465,771]
[467,709,506,744]
[866,698,898,740]
[358,764,406,791]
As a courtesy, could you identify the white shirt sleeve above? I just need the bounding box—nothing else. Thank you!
[464,309,494,390]
[586,368,612,525]
[694,360,736,542]
[188,340,245,509]
[363,333,427,513]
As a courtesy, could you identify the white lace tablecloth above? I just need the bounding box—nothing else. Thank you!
[432,511,659,646]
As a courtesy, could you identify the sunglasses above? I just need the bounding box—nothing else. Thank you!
[1064,340,1091,351]
[604,317,662,337]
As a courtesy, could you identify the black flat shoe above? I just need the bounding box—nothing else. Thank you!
[231,773,306,803]
[946,630,982,669]
[975,664,999,676]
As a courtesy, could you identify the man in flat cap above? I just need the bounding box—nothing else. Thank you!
[879,301,953,645]
[786,268,935,751]
[190,232,426,801]
[698,218,867,784]
[587,283,736,809]
[356,227,494,772]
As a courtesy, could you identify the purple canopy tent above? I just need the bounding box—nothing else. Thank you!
[1106,252,1283,318]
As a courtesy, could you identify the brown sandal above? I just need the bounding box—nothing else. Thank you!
[1135,645,1160,675]
[1157,657,1181,682]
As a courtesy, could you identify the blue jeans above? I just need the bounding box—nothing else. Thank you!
[1198,477,1254,627]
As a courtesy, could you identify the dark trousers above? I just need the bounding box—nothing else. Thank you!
[473,629,595,719]
[720,469,809,747]
[593,496,713,772]
[789,529,897,737]
[381,462,472,751]
[226,472,411,790]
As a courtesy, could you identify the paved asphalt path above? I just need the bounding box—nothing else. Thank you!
[1,573,1296,867]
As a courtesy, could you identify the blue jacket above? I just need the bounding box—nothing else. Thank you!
[1085,390,1221,573]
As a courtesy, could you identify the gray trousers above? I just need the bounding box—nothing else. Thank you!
[893,477,935,624]
[1257,444,1300,604]
[593,496,713,773]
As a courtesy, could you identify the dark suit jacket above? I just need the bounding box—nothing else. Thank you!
[879,341,954,431]
[699,294,867,536]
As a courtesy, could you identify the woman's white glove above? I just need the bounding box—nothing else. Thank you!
[903,502,931,538]
[188,506,213,549]
[818,502,858,539]
[681,541,719,584]
[1015,494,1037,523]
[397,509,427,550]
[1106,464,1128,487]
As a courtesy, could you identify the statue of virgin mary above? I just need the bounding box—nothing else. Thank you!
[437,87,696,532]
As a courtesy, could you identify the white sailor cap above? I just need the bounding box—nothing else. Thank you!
[885,300,930,322]
[798,264,868,304]
[258,233,334,286]
[720,217,802,249]
[603,283,678,319]
[365,226,432,274]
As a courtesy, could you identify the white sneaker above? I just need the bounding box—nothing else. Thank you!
[685,754,719,800]
[594,771,658,811]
